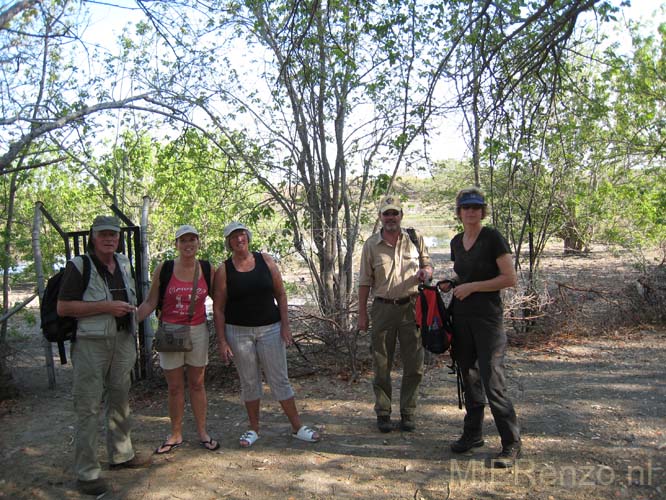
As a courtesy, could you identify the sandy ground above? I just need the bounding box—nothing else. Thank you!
[0,326,664,500]
[1,245,665,499]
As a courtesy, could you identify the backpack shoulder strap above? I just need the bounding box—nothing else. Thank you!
[199,259,213,297]
[70,255,83,273]
[418,285,428,330]
[405,227,421,256]
[67,254,92,345]
[70,255,92,291]
[434,286,451,325]
[157,260,175,312]
[82,254,91,291]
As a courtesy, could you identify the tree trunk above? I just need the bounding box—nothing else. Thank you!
[0,172,20,399]
[562,220,586,254]
[1,172,19,342]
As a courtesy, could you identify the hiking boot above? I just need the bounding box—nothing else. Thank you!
[450,434,484,453]
[76,477,108,496]
[492,444,522,468]
[400,414,416,432]
[109,452,152,470]
[377,415,392,433]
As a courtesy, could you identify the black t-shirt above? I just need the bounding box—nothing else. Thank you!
[224,252,281,327]
[58,253,131,330]
[450,226,512,318]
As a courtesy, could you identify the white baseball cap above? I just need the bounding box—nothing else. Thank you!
[175,224,199,239]
[379,195,403,213]
[223,221,252,251]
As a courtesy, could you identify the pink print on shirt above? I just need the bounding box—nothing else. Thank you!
[160,274,208,325]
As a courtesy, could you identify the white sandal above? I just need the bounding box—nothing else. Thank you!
[292,425,320,442]
[239,430,259,448]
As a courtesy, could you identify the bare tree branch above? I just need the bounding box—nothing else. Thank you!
[0,94,152,172]
[0,0,40,29]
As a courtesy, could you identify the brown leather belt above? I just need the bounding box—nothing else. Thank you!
[374,296,411,305]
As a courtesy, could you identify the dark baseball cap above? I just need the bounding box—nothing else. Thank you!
[91,215,121,232]
[456,192,487,207]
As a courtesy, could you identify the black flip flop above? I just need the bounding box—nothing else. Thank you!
[199,438,220,451]
[155,440,183,455]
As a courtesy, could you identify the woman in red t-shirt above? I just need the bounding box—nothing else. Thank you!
[137,225,219,454]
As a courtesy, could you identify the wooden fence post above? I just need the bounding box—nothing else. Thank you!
[140,196,153,378]
[32,202,56,389]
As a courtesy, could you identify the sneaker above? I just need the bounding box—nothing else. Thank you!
[76,477,108,496]
[400,414,415,432]
[109,452,152,470]
[450,434,484,453]
[492,444,522,468]
[377,415,392,433]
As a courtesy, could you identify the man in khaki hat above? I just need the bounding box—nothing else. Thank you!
[358,196,433,432]
[57,215,150,496]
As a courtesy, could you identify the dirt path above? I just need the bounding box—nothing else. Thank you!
[1,326,664,500]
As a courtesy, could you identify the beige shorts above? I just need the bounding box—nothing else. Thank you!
[159,322,209,370]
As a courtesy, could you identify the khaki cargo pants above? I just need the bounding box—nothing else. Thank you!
[71,328,136,481]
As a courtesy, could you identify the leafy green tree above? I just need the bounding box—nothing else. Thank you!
[125,0,446,337]
[145,129,272,265]
[423,0,621,184]
[451,9,666,332]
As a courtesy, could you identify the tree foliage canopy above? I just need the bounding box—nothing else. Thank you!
[0,0,664,333]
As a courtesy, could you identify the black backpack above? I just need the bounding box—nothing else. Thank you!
[156,259,213,314]
[40,255,92,365]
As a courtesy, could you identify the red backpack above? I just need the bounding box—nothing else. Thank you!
[415,282,465,409]
[415,283,453,354]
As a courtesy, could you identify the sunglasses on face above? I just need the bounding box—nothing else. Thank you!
[382,210,400,217]
[460,205,483,211]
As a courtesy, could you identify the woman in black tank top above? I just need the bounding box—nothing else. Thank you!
[213,222,321,447]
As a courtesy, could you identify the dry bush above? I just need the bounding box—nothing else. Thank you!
[504,261,666,348]
[288,305,372,381]
[624,265,666,324]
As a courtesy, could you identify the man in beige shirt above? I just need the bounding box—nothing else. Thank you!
[358,196,433,432]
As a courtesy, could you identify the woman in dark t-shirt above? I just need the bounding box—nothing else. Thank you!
[213,222,320,448]
[439,187,522,468]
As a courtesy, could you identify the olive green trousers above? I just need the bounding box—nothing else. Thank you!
[370,298,424,418]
